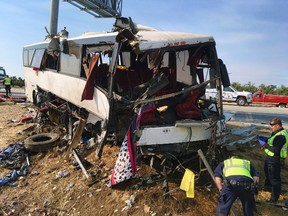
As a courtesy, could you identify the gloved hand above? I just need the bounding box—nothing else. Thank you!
[257,135,268,142]
[257,137,266,146]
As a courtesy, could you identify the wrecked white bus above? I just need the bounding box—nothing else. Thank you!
[23,17,230,174]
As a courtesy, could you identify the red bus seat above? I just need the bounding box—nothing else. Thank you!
[115,67,130,91]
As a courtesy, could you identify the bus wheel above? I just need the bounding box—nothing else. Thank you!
[24,133,60,152]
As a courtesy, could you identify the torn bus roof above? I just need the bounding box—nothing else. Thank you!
[135,30,215,51]
[25,28,214,54]
[66,30,214,51]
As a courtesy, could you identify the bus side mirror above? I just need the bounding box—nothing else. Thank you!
[219,59,230,87]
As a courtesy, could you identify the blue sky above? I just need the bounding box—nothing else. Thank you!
[0,0,287,87]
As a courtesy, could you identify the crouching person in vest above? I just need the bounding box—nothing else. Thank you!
[263,118,288,202]
[214,157,260,216]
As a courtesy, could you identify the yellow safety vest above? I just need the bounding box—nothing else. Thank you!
[265,129,288,159]
[4,77,11,85]
[223,158,253,179]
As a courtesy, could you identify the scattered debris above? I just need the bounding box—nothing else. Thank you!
[0,100,287,215]
[121,194,135,212]
[55,169,70,179]
[230,124,258,136]
[19,115,33,123]
[0,143,27,169]
[0,94,27,103]
[0,163,29,187]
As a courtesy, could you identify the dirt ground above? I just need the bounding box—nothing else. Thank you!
[0,102,287,216]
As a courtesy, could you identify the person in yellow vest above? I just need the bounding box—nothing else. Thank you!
[3,75,12,97]
[262,118,288,203]
[214,157,260,216]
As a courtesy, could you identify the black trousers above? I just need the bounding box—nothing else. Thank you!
[216,185,255,216]
[5,85,11,96]
[264,160,281,201]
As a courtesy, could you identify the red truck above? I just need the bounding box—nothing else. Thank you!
[252,91,288,108]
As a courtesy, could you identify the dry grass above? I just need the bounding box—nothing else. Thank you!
[0,103,287,215]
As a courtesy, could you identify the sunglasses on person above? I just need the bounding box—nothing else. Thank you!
[270,123,277,126]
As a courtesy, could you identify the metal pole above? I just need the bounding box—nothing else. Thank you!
[72,149,90,179]
[50,0,59,37]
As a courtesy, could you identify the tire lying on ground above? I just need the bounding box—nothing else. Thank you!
[24,133,60,152]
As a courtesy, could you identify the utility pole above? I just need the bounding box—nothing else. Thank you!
[49,0,123,37]
[50,0,59,37]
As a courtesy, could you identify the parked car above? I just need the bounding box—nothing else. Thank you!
[205,85,252,106]
[252,91,288,108]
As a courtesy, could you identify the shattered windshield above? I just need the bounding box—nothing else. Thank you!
[0,69,5,76]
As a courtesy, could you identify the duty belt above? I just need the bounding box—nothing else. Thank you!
[228,180,255,190]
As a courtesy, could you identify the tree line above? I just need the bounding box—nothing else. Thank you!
[11,76,25,87]
[231,82,288,95]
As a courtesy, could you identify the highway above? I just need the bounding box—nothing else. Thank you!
[223,104,288,126]
[0,87,25,97]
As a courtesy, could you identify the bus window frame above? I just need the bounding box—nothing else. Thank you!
[31,48,46,69]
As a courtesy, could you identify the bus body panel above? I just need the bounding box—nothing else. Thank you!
[24,68,109,120]
[137,122,212,146]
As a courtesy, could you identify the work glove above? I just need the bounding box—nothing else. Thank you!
[257,135,268,142]
[257,137,266,146]
[257,135,268,146]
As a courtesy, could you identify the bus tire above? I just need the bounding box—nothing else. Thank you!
[24,133,60,152]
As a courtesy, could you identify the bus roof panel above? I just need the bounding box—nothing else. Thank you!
[136,31,215,51]
[24,30,214,51]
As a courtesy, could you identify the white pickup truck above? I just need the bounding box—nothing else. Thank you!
[205,86,252,106]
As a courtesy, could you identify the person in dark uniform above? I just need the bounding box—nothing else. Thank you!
[262,118,288,202]
[3,75,12,97]
[214,157,260,216]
